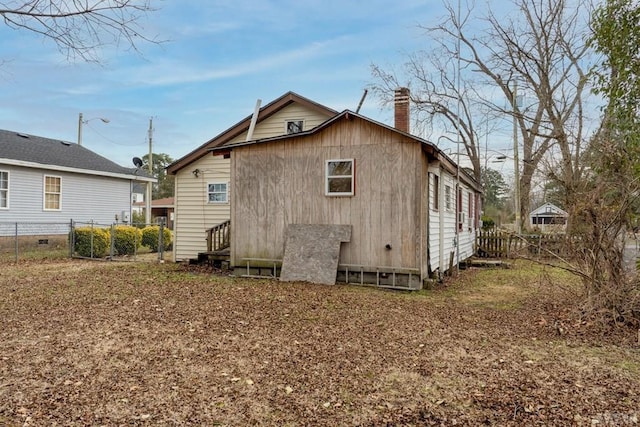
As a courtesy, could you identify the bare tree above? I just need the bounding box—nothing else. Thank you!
[371,0,594,229]
[370,52,491,184]
[0,0,160,62]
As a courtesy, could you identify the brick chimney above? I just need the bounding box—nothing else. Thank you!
[394,87,410,133]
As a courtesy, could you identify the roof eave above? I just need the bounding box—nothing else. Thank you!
[0,158,156,182]
[167,91,337,175]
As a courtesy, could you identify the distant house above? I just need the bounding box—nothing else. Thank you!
[167,91,337,261]
[529,202,568,232]
[0,129,155,232]
[131,182,146,214]
[169,89,482,288]
[133,197,174,229]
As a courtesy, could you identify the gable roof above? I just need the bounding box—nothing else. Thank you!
[209,109,482,193]
[0,129,154,182]
[529,202,568,217]
[167,91,337,175]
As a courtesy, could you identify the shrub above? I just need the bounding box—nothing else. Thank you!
[481,215,495,230]
[142,225,172,252]
[71,226,110,258]
[131,211,146,229]
[112,225,142,255]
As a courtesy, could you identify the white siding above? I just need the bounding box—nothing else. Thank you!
[440,172,457,272]
[173,154,230,261]
[457,183,477,261]
[427,167,441,273]
[427,165,479,275]
[0,165,132,229]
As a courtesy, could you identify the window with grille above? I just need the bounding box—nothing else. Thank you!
[0,171,7,209]
[44,175,61,211]
[208,182,228,203]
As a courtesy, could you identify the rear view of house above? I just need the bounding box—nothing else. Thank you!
[169,89,481,288]
[167,92,337,261]
[208,89,481,288]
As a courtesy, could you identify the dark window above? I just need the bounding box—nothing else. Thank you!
[433,174,439,211]
[286,120,304,134]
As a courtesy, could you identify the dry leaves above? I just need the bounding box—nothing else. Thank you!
[0,259,638,426]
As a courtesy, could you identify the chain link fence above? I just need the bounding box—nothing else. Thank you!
[0,220,171,263]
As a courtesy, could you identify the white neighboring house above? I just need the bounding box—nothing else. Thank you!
[529,202,568,232]
[0,129,155,234]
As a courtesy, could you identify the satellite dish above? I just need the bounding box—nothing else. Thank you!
[132,157,143,168]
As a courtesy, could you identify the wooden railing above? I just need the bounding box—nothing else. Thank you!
[206,220,231,252]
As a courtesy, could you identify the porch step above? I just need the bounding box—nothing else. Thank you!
[198,248,230,267]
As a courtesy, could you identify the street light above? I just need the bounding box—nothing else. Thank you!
[77,112,110,146]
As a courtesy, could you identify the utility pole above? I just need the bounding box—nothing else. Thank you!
[513,79,521,234]
[146,117,153,225]
[77,113,84,146]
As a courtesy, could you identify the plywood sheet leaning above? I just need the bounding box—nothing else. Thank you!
[280,224,352,285]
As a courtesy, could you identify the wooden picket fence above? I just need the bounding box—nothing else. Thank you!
[476,229,568,259]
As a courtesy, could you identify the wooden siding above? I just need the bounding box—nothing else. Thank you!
[0,165,131,225]
[230,117,423,272]
[173,154,230,261]
[173,102,335,261]
[228,104,333,144]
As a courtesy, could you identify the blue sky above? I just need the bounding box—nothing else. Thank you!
[0,0,448,167]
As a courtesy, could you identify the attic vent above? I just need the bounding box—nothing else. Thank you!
[60,141,71,146]
[16,133,29,138]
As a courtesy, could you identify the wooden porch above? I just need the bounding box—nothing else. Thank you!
[197,219,231,266]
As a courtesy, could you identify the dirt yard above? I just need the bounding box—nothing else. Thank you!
[0,260,638,426]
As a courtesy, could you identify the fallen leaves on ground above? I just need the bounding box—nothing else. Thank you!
[0,259,638,426]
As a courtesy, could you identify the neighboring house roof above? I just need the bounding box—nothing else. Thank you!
[529,202,568,217]
[167,91,338,175]
[133,197,174,208]
[209,109,482,192]
[0,129,155,182]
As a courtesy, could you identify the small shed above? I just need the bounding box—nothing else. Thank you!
[529,202,568,232]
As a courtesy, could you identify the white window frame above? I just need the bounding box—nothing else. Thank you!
[207,181,229,204]
[43,175,62,211]
[444,184,452,211]
[325,159,355,196]
[285,119,304,134]
[0,170,8,209]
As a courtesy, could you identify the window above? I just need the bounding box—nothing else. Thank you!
[457,187,463,231]
[444,185,452,211]
[326,159,354,196]
[0,171,7,209]
[475,193,481,229]
[432,174,439,211]
[468,192,473,229]
[208,182,228,203]
[44,175,61,211]
[286,120,304,134]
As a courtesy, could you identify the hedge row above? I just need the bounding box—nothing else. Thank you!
[71,225,172,258]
